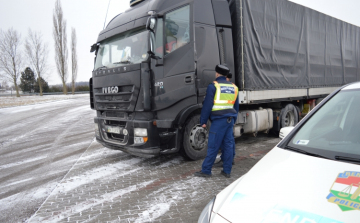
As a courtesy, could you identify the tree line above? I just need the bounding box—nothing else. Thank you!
[0,0,78,97]
[17,67,89,93]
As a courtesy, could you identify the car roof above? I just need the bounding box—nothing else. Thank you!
[342,82,360,90]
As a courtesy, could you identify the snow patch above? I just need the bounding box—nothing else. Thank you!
[53,160,143,193]
[157,157,182,168]
[39,180,155,223]
[0,156,47,170]
[132,177,207,222]
[32,182,58,199]
[3,177,34,188]
[135,199,171,223]
[78,147,119,161]
[65,105,90,114]
[0,94,88,110]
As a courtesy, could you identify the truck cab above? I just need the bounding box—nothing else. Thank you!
[90,0,231,160]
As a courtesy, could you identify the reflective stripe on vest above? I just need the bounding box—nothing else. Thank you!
[212,81,239,111]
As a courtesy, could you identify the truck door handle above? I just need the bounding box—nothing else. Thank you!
[185,76,192,83]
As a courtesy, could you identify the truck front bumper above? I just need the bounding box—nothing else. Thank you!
[94,117,160,158]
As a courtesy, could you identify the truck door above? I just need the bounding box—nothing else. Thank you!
[151,5,197,120]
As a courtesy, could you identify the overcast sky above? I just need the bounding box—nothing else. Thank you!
[1,0,360,85]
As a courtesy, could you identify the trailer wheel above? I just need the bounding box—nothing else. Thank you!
[181,114,210,160]
[281,104,299,128]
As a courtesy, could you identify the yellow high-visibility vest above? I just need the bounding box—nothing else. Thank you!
[212,81,239,111]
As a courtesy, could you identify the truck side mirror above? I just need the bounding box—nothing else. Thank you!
[146,17,157,32]
[147,29,163,66]
[90,43,99,53]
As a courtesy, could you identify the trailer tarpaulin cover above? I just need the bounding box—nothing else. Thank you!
[230,0,360,90]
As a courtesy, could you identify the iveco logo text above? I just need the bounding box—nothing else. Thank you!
[103,86,119,94]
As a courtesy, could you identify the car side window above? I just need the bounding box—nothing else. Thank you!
[164,5,190,55]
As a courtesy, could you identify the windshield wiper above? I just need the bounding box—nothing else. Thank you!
[95,66,108,71]
[285,146,329,159]
[335,156,360,164]
[113,60,132,64]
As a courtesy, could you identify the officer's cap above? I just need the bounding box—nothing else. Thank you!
[215,64,230,76]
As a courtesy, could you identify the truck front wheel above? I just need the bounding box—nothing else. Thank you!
[181,114,210,160]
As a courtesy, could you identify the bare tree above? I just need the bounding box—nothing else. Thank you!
[53,0,68,94]
[0,28,22,97]
[1,80,9,90]
[25,29,49,96]
[71,28,78,94]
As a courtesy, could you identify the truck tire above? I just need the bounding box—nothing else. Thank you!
[280,104,299,128]
[181,114,210,160]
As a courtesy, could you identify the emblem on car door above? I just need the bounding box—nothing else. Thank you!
[326,171,360,211]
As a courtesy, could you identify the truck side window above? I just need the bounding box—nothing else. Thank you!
[164,5,190,55]
[154,18,163,58]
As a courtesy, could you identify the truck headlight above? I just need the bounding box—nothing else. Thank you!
[198,197,216,223]
[94,123,100,137]
[134,128,148,144]
[134,128,147,137]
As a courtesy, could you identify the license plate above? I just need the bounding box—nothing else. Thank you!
[106,126,121,134]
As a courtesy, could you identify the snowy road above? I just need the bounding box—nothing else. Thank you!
[0,96,280,222]
[0,95,95,222]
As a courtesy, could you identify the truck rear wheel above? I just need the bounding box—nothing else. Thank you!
[281,104,299,128]
[181,114,210,160]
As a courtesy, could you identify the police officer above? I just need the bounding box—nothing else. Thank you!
[194,65,239,178]
[214,72,236,167]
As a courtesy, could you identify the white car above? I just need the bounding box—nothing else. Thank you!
[199,82,360,223]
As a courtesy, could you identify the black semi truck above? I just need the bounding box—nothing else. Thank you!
[90,0,360,160]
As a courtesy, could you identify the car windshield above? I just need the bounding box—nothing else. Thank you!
[94,29,148,70]
[288,88,360,158]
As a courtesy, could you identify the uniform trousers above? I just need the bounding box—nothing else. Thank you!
[201,117,235,175]
[220,134,235,161]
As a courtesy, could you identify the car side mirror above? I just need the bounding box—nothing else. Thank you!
[279,126,295,139]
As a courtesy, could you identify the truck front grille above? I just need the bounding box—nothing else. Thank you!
[105,120,126,127]
[94,85,134,111]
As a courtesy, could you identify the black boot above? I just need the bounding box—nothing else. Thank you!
[221,170,231,178]
[194,171,212,177]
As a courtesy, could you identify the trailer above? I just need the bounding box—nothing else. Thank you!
[90,0,360,160]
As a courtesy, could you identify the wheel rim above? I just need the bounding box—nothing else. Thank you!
[189,125,207,150]
[284,110,295,126]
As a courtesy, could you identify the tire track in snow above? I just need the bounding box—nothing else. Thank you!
[132,177,207,223]
[0,104,83,149]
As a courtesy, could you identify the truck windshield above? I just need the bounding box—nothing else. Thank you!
[287,89,360,160]
[94,29,148,70]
